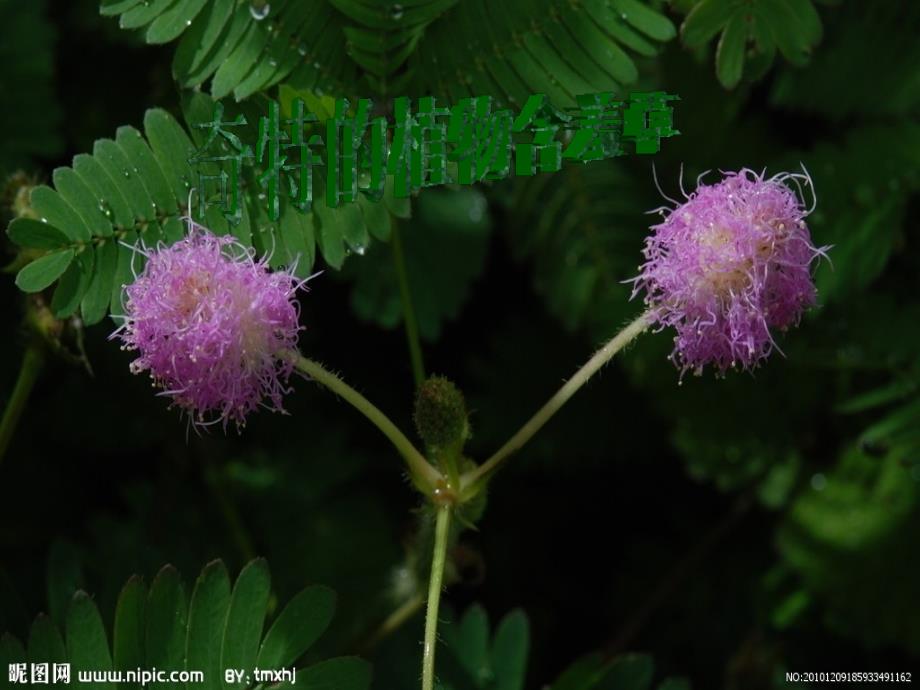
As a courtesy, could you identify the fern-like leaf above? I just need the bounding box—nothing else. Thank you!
[777,445,920,653]
[97,0,675,105]
[507,159,654,339]
[410,0,676,108]
[2,559,371,690]
[770,2,920,119]
[329,0,460,95]
[101,0,360,101]
[680,0,824,89]
[772,124,920,304]
[6,94,398,325]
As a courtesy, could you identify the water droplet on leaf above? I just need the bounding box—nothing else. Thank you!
[249,2,270,20]
[390,3,404,20]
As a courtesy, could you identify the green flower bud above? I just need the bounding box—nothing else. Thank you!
[414,376,469,452]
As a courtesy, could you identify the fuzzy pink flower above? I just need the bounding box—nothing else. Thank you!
[631,168,828,377]
[112,223,304,429]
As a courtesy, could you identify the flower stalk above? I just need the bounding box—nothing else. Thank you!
[391,219,426,388]
[460,312,651,495]
[292,354,443,494]
[0,345,44,467]
[422,504,451,690]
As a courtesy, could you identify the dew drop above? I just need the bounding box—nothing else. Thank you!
[353,244,366,256]
[297,43,308,56]
[123,169,131,178]
[186,19,192,26]
[269,58,278,68]
[390,3,404,20]
[249,2,270,20]
[98,200,114,219]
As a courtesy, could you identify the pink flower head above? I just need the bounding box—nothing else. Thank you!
[112,222,305,430]
[631,168,828,377]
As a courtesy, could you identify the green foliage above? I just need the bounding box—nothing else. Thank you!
[506,159,653,340]
[777,446,920,652]
[769,299,920,649]
[0,0,63,174]
[1,559,369,690]
[101,0,359,101]
[771,2,920,120]
[98,0,675,104]
[409,0,675,107]
[550,652,689,690]
[341,187,491,340]
[437,605,529,690]
[328,0,460,94]
[776,124,920,304]
[679,0,824,89]
[180,92,396,271]
[6,0,920,683]
[14,249,76,294]
[7,106,208,324]
[5,93,399,324]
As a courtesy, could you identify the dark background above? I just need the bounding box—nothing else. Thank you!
[2,1,920,688]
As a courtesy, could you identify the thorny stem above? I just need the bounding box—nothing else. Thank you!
[0,345,44,467]
[292,354,442,494]
[460,312,651,493]
[391,219,426,388]
[422,505,451,690]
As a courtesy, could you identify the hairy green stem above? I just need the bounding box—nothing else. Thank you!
[293,354,442,493]
[359,593,425,653]
[460,312,650,492]
[0,346,44,467]
[391,220,426,388]
[422,505,451,690]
